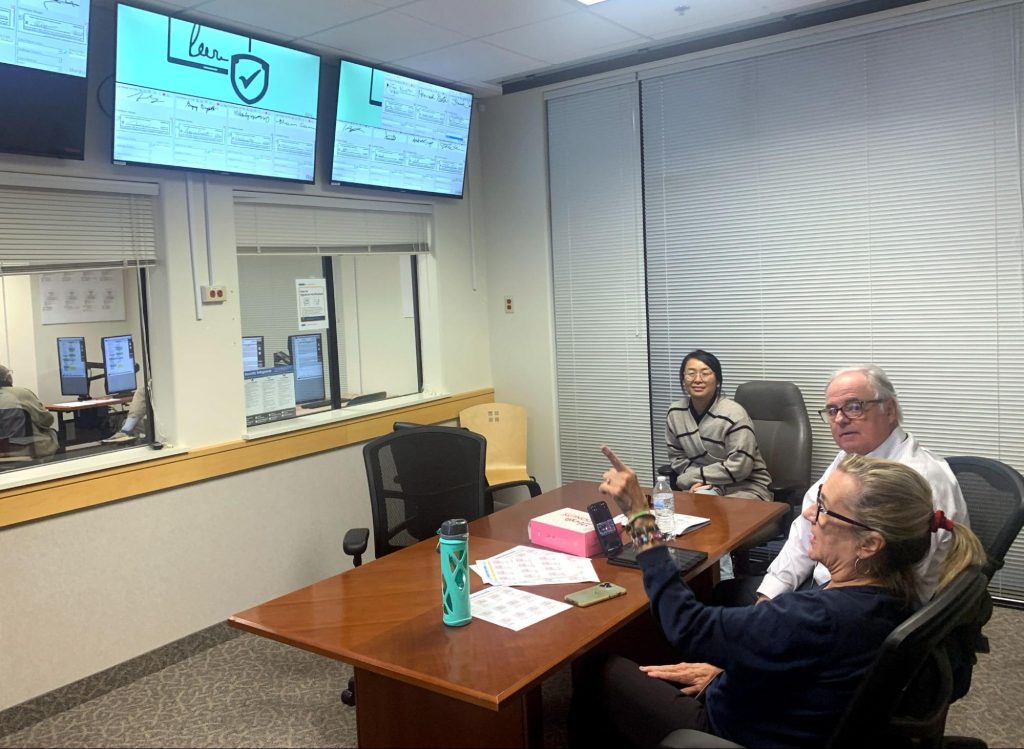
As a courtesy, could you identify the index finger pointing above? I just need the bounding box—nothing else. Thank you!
[601,444,628,471]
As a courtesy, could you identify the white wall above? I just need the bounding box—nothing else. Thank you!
[0,2,492,710]
[475,90,560,492]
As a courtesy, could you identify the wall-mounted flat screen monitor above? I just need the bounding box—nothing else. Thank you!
[0,0,90,159]
[101,334,137,396]
[331,60,472,198]
[113,4,320,182]
[287,333,325,405]
[57,336,89,397]
[241,335,264,371]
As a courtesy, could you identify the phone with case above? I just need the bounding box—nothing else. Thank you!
[587,500,624,555]
[564,581,627,607]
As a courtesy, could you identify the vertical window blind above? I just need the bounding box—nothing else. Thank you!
[642,5,1024,600]
[547,80,653,485]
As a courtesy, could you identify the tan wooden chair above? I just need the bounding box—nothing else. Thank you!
[459,402,541,500]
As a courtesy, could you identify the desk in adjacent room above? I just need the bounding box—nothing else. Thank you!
[46,396,132,445]
[228,480,786,748]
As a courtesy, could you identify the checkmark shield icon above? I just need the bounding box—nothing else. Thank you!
[230,53,270,105]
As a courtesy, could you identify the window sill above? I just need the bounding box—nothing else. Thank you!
[0,443,190,493]
[242,390,450,440]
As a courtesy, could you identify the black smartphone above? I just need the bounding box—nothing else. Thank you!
[587,500,623,555]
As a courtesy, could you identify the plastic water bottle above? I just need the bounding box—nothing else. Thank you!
[652,475,676,540]
[440,518,471,627]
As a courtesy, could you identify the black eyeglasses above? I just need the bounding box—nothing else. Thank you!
[814,485,878,532]
[817,398,885,424]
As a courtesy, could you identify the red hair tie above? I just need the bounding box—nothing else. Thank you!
[929,510,954,533]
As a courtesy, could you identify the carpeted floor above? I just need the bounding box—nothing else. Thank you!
[1,607,1020,748]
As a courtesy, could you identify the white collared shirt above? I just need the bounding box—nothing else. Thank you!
[758,427,969,603]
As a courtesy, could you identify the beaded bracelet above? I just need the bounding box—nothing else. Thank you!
[629,517,664,548]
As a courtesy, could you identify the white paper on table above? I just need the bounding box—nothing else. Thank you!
[471,545,599,586]
[469,585,571,631]
[613,512,711,536]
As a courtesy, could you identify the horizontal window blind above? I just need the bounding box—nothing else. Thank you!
[548,80,653,485]
[642,6,1024,599]
[0,185,157,274]
[233,196,431,255]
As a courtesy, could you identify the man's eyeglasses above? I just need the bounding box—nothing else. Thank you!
[817,398,885,424]
[684,369,714,382]
[814,485,877,532]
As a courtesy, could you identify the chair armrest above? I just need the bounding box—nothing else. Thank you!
[484,479,542,510]
[769,481,806,505]
[343,527,369,567]
[657,464,680,490]
[658,729,744,748]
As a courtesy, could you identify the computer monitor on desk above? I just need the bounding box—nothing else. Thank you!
[288,333,326,406]
[57,337,90,398]
[101,334,138,396]
[242,336,265,372]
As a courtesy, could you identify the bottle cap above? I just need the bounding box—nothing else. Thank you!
[440,518,469,538]
[656,475,668,482]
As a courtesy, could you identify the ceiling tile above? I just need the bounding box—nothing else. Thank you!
[485,10,645,65]
[398,0,574,37]
[760,0,860,13]
[397,39,545,86]
[197,0,382,39]
[589,0,772,40]
[303,10,467,62]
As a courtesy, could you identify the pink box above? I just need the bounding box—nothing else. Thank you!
[528,508,619,557]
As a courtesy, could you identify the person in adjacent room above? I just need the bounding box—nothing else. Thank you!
[570,446,984,749]
[651,364,970,703]
[0,364,58,457]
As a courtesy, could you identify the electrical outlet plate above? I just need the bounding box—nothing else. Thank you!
[201,285,227,303]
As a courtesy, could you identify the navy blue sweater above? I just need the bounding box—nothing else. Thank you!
[640,545,911,748]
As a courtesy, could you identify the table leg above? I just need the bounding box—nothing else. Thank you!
[354,667,542,748]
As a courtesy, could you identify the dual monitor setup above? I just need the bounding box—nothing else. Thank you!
[57,335,138,400]
[2,1,473,198]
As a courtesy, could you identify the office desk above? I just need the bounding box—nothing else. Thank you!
[228,481,786,748]
[46,396,132,445]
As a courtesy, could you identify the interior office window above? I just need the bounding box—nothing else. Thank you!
[0,181,159,473]
[641,6,1024,599]
[234,193,428,428]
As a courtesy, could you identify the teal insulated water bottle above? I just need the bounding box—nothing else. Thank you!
[440,518,471,627]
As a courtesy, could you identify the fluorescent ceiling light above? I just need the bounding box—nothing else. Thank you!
[577,0,608,5]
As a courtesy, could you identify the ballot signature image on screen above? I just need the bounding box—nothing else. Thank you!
[112,4,320,182]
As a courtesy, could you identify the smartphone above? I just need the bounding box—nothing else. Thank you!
[565,581,627,608]
[587,500,624,555]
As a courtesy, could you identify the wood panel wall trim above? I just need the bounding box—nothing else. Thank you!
[0,388,494,530]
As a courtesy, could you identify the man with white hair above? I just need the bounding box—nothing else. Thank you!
[0,364,59,457]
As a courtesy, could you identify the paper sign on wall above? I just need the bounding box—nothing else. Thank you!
[296,278,328,331]
[40,270,127,325]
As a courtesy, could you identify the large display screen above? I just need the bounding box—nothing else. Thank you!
[288,333,325,405]
[331,60,472,198]
[0,0,90,159]
[113,4,320,182]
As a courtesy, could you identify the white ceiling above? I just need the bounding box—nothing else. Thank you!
[123,0,911,97]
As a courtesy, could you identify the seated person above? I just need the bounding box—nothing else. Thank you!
[0,364,58,458]
[104,387,147,443]
[666,349,772,500]
[571,446,984,749]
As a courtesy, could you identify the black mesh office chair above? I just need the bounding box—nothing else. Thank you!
[945,456,1024,580]
[658,566,991,749]
[340,425,490,705]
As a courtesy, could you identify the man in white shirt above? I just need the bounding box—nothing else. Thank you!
[638,364,969,695]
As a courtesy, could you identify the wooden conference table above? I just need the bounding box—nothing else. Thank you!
[228,481,786,748]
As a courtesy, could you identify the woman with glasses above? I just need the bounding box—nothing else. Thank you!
[572,447,985,749]
[665,349,772,500]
